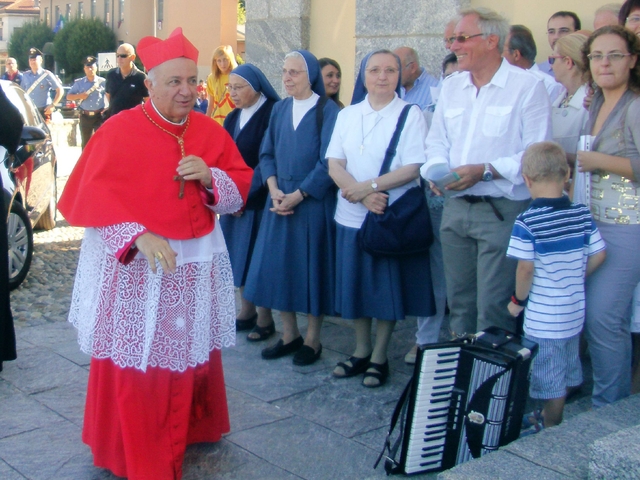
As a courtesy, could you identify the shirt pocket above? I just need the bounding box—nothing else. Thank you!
[482,106,512,137]
[444,107,465,139]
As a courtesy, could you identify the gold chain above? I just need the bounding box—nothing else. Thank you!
[141,103,190,157]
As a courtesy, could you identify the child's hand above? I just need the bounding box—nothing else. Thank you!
[508,301,524,317]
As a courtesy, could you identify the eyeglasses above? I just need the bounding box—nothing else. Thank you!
[446,33,485,44]
[365,67,400,76]
[587,52,633,62]
[548,55,567,65]
[627,15,640,25]
[225,84,249,93]
[282,69,306,77]
[117,54,130,58]
[403,61,415,70]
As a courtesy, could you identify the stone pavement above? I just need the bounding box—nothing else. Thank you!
[0,146,608,479]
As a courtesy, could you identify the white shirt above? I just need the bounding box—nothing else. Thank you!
[292,92,319,130]
[551,84,588,155]
[326,94,427,228]
[239,93,267,129]
[422,59,552,200]
[529,63,566,104]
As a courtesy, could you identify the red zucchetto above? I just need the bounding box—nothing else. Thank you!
[137,27,199,71]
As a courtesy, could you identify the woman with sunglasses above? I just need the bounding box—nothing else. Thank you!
[578,25,640,407]
[548,32,590,199]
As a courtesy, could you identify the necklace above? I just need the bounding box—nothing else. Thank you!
[560,92,574,109]
[360,113,384,155]
[142,103,190,198]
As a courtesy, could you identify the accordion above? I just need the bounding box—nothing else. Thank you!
[376,327,538,475]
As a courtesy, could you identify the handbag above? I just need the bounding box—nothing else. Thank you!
[357,104,432,256]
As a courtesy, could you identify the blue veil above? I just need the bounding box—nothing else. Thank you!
[230,63,281,102]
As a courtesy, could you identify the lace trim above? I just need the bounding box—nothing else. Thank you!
[97,222,146,255]
[68,229,236,372]
[210,168,243,215]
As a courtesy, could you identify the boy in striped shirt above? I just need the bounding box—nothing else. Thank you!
[507,142,606,431]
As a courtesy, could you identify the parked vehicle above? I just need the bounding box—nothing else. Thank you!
[1,80,58,289]
[59,86,79,119]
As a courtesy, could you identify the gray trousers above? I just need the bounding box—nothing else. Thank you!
[440,196,529,336]
[585,222,640,407]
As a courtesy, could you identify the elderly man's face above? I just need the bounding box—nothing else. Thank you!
[146,58,197,123]
[5,59,17,73]
[116,45,135,69]
[547,16,576,49]
[452,14,492,73]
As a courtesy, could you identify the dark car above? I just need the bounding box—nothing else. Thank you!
[59,86,79,119]
[1,80,58,289]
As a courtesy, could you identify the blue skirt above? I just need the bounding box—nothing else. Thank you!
[243,194,336,316]
[335,224,435,321]
[219,208,264,288]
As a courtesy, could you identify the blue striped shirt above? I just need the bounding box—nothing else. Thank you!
[400,68,439,110]
[507,196,605,339]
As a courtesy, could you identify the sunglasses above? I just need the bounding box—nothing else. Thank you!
[446,33,485,44]
[117,54,130,58]
[548,55,566,65]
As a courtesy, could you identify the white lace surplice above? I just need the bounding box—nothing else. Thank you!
[68,168,242,372]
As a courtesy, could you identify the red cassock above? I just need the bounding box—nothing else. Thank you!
[59,103,252,480]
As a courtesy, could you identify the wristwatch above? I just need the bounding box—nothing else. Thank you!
[482,163,493,182]
[371,179,378,191]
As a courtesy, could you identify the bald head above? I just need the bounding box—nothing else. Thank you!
[116,43,136,76]
[394,46,421,90]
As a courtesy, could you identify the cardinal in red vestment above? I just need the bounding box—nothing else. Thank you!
[58,28,252,480]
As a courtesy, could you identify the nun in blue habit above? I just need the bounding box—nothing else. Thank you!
[219,64,280,338]
[243,49,340,366]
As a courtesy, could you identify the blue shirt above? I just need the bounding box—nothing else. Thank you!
[507,196,605,339]
[69,75,106,110]
[400,68,439,110]
[20,68,62,108]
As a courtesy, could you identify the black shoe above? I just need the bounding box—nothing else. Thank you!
[261,336,304,360]
[293,344,322,366]
[362,360,389,388]
[246,321,276,342]
[236,313,258,331]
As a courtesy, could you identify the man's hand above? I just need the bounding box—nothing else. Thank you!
[176,155,212,188]
[361,192,389,214]
[135,232,178,274]
[44,104,55,115]
[446,164,484,191]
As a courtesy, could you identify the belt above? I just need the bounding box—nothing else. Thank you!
[80,110,103,116]
[460,195,504,221]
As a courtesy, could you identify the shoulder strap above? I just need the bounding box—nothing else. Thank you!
[315,95,328,135]
[25,71,50,95]
[378,104,414,177]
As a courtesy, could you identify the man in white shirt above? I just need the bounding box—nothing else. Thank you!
[422,7,552,337]
[503,25,565,104]
[536,11,581,77]
[394,47,439,110]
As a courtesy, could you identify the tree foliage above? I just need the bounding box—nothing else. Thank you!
[238,1,246,25]
[54,18,116,82]
[8,21,55,72]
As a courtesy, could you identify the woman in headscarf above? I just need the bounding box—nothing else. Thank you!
[220,64,280,339]
[206,45,238,125]
[244,50,340,366]
[326,50,435,387]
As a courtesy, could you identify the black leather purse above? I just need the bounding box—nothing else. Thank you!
[357,104,432,257]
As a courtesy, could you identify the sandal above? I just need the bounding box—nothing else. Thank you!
[246,321,275,342]
[362,360,389,388]
[236,313,258,331]
[333,354,372,378]
[521,409,543,430]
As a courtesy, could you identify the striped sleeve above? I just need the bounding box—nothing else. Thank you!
[507,218,535,261]
[587,220,606,255]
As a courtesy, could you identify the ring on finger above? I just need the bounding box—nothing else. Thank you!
[154,252,164,261]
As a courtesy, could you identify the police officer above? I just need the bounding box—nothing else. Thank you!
[67,56,106,149]
[20,48,63,121]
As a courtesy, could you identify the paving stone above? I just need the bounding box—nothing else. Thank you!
[222,348,331,402]
[590,424,640,479]
[32,377,88,427]
[0,459,27,479]
[227,416,386,480]
[0,346,87,395]
[226,386,293,433]
[183,439,300,480]
[0,421,90,480]
[14,322,77,347]
[437,450,567,480]
[0,388,67,439]
[273,371,411,438]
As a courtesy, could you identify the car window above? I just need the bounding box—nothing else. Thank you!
[1,82,39,126]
